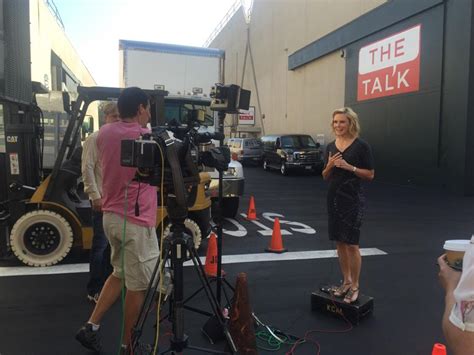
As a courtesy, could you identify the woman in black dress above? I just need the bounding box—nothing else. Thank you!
[322,107,374,304]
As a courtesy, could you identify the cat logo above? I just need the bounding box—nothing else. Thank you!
[7,136,18,143]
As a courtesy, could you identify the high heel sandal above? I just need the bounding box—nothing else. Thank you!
[343,287,359,304]
[332,282,352,297]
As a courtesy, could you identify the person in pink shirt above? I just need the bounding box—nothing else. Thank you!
[76,87,158,353]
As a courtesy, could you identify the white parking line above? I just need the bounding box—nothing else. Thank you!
[210,248,386,264]
[0,263,90,277]
[0,248,387,277]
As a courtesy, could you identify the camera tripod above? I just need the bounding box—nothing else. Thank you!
[129,109,240,354]
[131,214,237,354]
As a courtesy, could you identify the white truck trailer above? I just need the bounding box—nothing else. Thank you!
[118,40,244,218]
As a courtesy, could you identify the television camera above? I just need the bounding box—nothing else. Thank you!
[120,112,229,186]
[120,83,250,191]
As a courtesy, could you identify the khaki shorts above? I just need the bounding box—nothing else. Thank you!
[103,212,159,291]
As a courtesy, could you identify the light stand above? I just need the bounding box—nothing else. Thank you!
[215,110,226,305]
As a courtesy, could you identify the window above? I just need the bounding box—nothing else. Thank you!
[164,101,214,127]
[50,51,80,92]
[164,103,181,124]
[281,135,317,149]
[244,139,260,148]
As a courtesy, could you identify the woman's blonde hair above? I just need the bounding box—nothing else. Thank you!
[331,107,360,137]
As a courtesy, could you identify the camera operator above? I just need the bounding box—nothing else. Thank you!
[76,87,159,353]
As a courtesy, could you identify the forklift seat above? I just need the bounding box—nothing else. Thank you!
[57,146,83,203]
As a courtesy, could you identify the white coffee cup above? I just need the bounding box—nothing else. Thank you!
[443,239,470,270]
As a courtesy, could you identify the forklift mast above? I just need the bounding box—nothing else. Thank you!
[0,95,43,256]
[45,86,167,201]
[0,0,37,256]
[6,98,42,178]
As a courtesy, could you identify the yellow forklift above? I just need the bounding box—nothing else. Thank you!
[1,86,211,266]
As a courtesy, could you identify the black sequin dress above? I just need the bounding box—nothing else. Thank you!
[325,138,374,245]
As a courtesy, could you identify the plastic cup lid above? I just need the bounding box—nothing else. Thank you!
[444,239,470,252]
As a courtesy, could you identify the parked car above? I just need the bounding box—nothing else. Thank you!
[261,134,323,175]
[227,137,263,165]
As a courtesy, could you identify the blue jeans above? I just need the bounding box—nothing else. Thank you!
[86,211,112,295]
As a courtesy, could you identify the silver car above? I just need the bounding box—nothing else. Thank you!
[227,137,263,165]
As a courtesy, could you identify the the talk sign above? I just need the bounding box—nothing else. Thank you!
[357,25,421,101]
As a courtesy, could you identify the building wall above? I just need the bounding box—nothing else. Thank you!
[441,0,474,194]
[29,0,98,168]
[345,5,444,186]
[212,0,474,194]
[29,0,96,92]
[209,6,250,134]
[210,0,385,142]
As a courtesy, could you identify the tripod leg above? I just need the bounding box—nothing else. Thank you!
[131,242,171,350]
[182,284,206,304]
[220,278,235,307]
[187,247,238,354]
[188,247,223,319]
[223,278,235,292]
[221,283,232,308]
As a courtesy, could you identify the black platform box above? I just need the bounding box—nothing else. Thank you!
[311,289,374,325]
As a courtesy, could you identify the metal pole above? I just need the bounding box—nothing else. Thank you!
[215,111,226,305]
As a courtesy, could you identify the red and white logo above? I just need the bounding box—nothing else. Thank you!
[357,25,421,101]
[239,106,255,125]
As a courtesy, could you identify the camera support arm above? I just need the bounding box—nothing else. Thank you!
[155,130,188,221]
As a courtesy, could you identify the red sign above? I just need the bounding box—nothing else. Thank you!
[239,106,255,125]
[357,25,421,101]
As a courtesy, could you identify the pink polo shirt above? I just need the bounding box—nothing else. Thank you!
[97,121,157,227]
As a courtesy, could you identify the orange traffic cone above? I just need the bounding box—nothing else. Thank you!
[227,273,257,354]
[265,218,287,253]
[246,196,257,220]
[432,343,446,355]
[204,233,225,277]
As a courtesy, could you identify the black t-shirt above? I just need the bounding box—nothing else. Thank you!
[324,138,374,195]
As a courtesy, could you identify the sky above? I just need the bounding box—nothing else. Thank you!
[53,0,248,87]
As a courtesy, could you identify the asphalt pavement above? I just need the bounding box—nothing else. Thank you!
[1,165,473,354]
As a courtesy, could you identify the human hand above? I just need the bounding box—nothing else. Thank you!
[334,157,352,171]
[92,198,102,212]
[327,151,342,169]
[438,254,462,293]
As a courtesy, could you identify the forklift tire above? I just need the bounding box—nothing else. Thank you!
[162,218,202,250]
[10,210,74,267]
